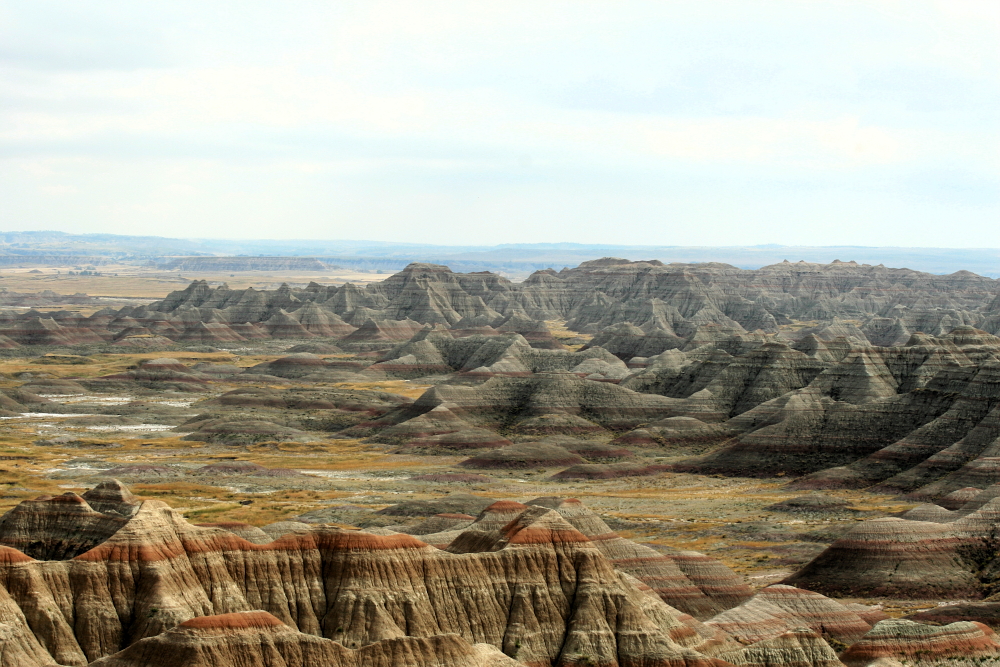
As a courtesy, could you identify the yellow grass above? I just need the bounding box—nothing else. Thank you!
[0,266,387,299]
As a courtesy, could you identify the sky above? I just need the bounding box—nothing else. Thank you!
[1,0,998,247]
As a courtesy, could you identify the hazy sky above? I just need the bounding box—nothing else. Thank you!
[2,1,998,246]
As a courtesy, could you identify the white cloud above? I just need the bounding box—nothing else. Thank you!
[0,0,997,245]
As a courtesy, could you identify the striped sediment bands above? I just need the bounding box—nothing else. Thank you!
[458,443,585,469]
[7,491,1000,666]
[0,497,739,667]
[0,491,132,560]
[783,517,980,598]
[840,619,1000,666]
[500,507,594,545]
[707,600,800,646]
[671,552,757,612]
[89,612,525,667]
[779,489,1000,602]
[194,522,282,545]
[940,486,986,509]
[666,353,1000,489]
[13,261,1000,353]
[0,545,34,563]
[179,610,285,630]
[79,512,433,562]
[400,428,514,452]
[351,373,683,439]
[907,601,1000,628]
[707,585,874,645]
[468,501,532,530]
[522,497,752,619]
[720,627,845,667]
[900,503,957,522]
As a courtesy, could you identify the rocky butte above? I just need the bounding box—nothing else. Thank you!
[0,481,997,666]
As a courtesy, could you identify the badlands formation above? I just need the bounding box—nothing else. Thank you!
[2,258,1000,665]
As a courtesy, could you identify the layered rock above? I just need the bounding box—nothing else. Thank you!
[194,522,273,544]
[81,480,142,518]
[907,601,1000,629]
[615,417,735,452]
[204,386,407,415]
[0,491,129,559]
[346,373,680,441]
[839,619,1000,666]
[458,444,585,470]
[523,497,752,618]
[941,487,984,510]
[766,495,852,515]
[398,428,514,453]
[179,418,317,445]
[91,358,211,392]
[550,462,661,480]
[88,611,524,667]
[706,585,874,647]
[243,353,334,379]
[782,518,977,598]
[0,489,741,667]
[5,259,1000,358]
[375,493,494,517]
[723,627,845,667]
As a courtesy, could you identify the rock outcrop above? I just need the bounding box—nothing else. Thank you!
[88,611,525,667]
[706,585,874,645]
[0,491,130,560]
[346,373,681,442]
[782,518,977,598]
[839,619,1000,666]
[723,627,845,667]
[0,484,750,667]
[523,497,752,618]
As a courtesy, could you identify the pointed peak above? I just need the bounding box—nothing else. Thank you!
[501,506,593,546]
[480,500,529,515]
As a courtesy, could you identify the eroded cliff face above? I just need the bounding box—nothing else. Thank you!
[0,488,736,667]
[88,613,526,667]
[5,483,1000,667]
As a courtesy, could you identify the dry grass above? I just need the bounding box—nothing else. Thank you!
[0,266,387,299]
[334,380,431,400]
[546,320,591,351]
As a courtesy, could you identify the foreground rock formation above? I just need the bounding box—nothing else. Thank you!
[88,612,522,667]
[3,481,996,667]
[0,484,743,667]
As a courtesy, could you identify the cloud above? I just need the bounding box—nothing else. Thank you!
[0,0,997,245]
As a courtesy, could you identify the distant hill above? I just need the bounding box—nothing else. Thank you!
[157,257,340,272]
[1,231,997,278]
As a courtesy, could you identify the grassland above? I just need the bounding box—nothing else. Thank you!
[0,265,387,299]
